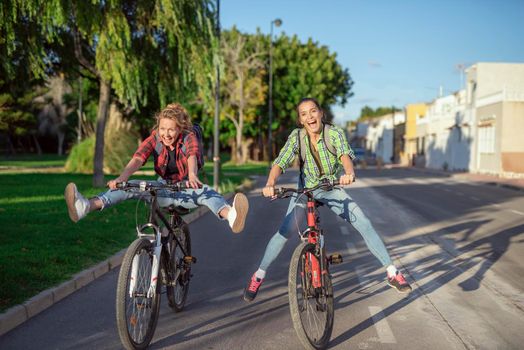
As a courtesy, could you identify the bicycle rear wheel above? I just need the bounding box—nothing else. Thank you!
[289,242,334,350]
[166,223,191,311]
[116,238,161,350]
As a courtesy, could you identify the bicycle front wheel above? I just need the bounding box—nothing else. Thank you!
[289,242,334,350]
[116,238,161,350]
[166,223,191,312]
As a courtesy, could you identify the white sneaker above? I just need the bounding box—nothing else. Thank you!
[65,183,90,223]
[227,193,249,233]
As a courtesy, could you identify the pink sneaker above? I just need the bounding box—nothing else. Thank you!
[243,273,263,302]
[387,271,412,293]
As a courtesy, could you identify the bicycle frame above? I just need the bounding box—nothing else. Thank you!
[279,180,342,350]
[303,196,326,289]
[276,180,341,291]
[127,185,190,299]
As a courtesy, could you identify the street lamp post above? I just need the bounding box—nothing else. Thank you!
[213,0,221,191]
[267,18,282,164]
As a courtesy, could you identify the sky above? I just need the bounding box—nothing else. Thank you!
[220,0,524,124]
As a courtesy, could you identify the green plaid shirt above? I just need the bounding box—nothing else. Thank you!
[273,124,355,188]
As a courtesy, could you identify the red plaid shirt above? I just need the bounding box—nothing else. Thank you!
[133,130,199,182]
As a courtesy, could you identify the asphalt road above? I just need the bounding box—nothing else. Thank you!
[1,168,523,349]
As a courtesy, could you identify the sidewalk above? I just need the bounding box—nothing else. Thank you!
[399,165,524,192]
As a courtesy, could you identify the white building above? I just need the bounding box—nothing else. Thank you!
[359,112,405,164]
[424,90,470,171]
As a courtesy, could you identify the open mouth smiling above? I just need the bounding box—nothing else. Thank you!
[306,120,318,128]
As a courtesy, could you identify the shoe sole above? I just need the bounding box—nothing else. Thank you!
[386,279,412,294]
[243,288,258,302]
[65,183,79,223]
[243,294,255,302]
[231,193,248,233]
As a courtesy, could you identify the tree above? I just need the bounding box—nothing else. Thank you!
[2,1,217,186]
[32,75,74,155]
[269,35,354,154]
[220,28,267,164]
[0,89,43,154]
[358,105,402,121]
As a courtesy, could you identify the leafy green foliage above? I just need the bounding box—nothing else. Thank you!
[271,35,354,138]
[0,87,45,143]
[358,105,402,121]
[65,108,140,174]
[219,27,267,163]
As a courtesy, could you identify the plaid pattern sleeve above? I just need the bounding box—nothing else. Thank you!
[329,125,356,160]
[272,128,299,172]
[133,133,156,164]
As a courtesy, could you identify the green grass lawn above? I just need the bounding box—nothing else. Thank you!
[0,154,67,168]
[0,162,268,312]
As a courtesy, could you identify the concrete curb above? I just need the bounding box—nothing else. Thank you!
[0,182,252,337]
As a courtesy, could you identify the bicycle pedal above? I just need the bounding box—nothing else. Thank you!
[184,256,197,264]
[328,253,343,264]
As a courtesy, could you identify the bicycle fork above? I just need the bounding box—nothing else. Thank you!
[128,232,162,299]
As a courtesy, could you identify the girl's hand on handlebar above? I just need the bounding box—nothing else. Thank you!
[108,177,126,190]
[339,173,355,186]
[262,185,276,198]
[187,173,203,189]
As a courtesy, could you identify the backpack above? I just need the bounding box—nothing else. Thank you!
[190,123,205,170]
[154,123,205,170]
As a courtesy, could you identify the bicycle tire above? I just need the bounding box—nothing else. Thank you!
[116,238,161,350]
[166,223,191,312]
[289,242,334,350]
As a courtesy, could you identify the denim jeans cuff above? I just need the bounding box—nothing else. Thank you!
[95,195,108,211]
[216,204,230,220]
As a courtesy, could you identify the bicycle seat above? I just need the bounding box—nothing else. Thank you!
[165,205,191,215]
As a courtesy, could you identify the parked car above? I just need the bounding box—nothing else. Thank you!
[352,147,365,164]
[351,147,377,166]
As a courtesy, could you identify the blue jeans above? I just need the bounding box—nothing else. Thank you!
[259,186,393,271]
[96,180,229,219]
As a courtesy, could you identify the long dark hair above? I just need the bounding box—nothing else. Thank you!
[295,97,328,127]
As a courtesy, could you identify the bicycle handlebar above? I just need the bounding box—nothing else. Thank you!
[115,181,200,192]
[274,179,342,199]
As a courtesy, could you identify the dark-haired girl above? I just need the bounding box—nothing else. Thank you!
[243,98,411,302]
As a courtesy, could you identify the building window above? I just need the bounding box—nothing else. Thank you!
[479,125,495,154]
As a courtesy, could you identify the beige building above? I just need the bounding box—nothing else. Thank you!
[466,63,524,176]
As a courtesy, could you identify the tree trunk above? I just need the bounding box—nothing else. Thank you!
[92,79,111,187]
[228,138,237,163]
[57,131,65,156]
[235,125,243,164]
[32,134,42,155]
[241,138,254,163]
[6,134,16,155]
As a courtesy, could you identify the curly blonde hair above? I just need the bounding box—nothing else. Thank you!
[154,103,193,133]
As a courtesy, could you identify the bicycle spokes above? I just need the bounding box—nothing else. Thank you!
[126,247,157,344]
[289,243,334,349]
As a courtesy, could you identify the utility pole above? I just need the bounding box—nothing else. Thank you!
[213,0,221,191]
[391,105,395,163]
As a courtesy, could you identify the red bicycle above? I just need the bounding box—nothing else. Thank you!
[274,180,343,350]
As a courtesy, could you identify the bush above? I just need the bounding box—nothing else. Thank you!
[65,105,139,175]
[64,137,95,173]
